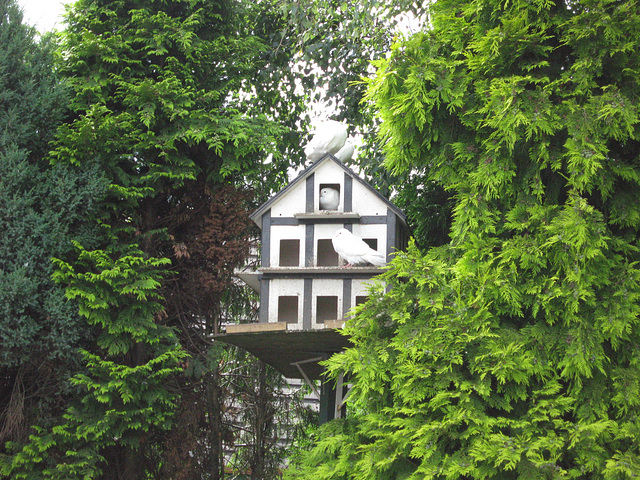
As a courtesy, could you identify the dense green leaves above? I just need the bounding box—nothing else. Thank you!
[52,243,173,354]
[288,0,640,478]
[54,0,290,199]
[0,0,108,454]
[2,0,314,478]
[2,241,187,479]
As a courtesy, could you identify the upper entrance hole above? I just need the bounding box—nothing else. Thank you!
[319,184,341,211]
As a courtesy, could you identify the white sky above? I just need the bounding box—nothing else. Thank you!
[18,0,69,32]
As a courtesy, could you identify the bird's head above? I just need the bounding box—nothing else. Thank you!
[333,228,349,239]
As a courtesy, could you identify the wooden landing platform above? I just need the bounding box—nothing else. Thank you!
[214,326,351,380]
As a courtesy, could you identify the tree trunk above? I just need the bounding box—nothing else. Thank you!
[207,368,224,480]
[250,362,269,480]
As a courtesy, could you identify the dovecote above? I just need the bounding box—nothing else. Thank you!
[220,153,408,376]
[217,153,409,421]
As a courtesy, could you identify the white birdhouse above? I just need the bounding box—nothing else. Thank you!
[222,153,409,384]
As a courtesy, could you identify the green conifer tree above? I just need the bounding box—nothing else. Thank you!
[0,0,105,449]
[1,0,305,478]
[287,0,640,478]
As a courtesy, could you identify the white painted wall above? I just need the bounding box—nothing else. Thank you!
[268,223,388,268]
[259,157,401,331]
[270,180,307,218]
[267,277,382,330]
[352,180,387,216]
[267,158,390,217]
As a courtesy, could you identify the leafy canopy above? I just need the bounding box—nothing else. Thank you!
[287,0,640,478]
[0,0,107,450]
[1,0,305,478]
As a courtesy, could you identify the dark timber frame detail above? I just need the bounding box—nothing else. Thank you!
[306,175,314,213]
[386,207,397,261]
[303,279,313,330]
[259,278,269,324]
[344,172,353,211]
[271,215,388,226]
[342,279,352,318]
[261,209,271,267]
[305,224,314,267]
[259,270,378,280]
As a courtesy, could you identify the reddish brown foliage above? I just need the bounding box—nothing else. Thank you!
[148,179,257,479]
[155,179,255,339]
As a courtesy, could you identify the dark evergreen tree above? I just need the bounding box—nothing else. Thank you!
[287,0,640,478]
[0,0,105,449]
[1,0,311,478]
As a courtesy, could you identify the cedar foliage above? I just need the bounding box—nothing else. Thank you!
[0,0,105,448]
[1,0,310,478]
[286,0,640,478]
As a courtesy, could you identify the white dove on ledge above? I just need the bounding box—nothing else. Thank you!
[331,228,386,267]
[304,120,351,162]
[319,187,340,210]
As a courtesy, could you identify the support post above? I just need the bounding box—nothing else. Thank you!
[291,357,322,399]
[334,373,345,419]
[319,376,337,424]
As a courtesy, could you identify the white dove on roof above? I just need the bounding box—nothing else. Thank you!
[331,228,386,267]
[333,141,354,162]
[304,120,353,162]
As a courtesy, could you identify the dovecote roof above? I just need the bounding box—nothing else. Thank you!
[249,154,408,227]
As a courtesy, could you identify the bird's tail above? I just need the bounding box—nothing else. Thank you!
[365,253,386,267]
